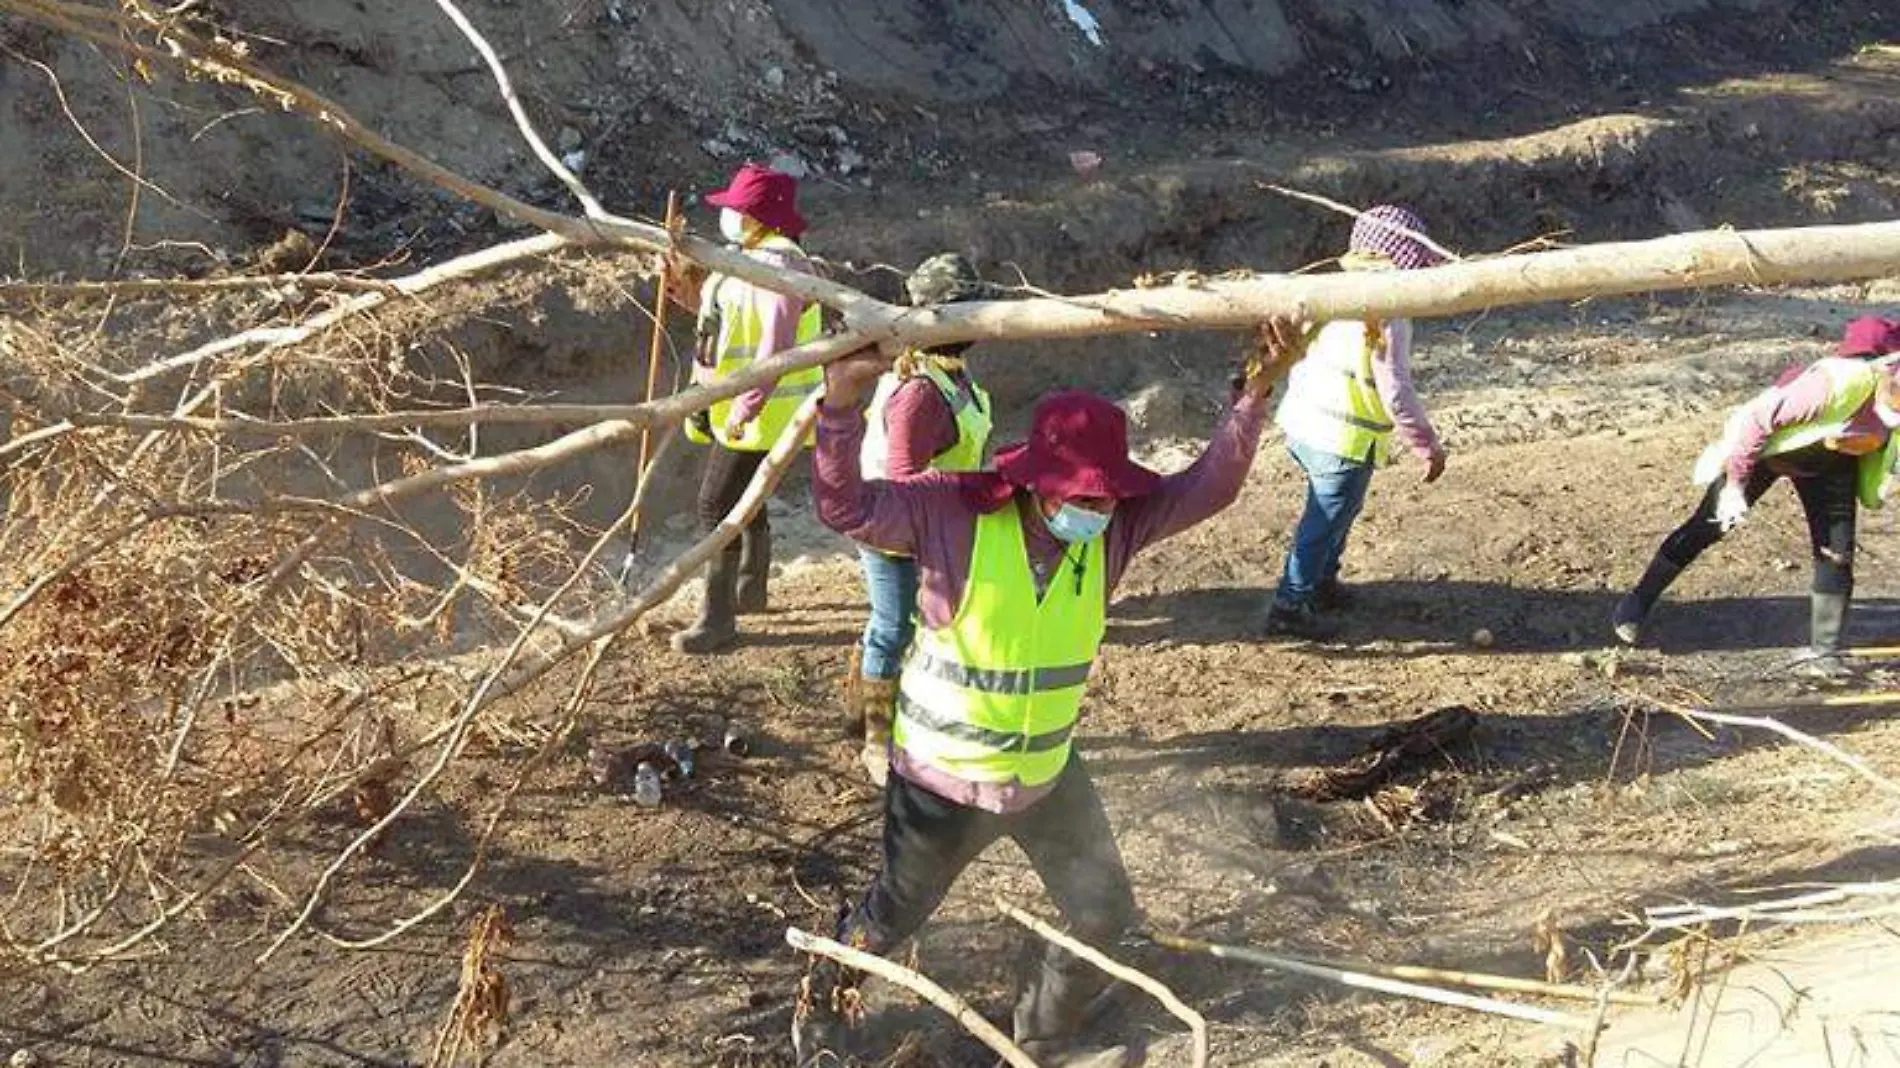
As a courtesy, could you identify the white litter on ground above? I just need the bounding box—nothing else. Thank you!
[1061,0,1105,47]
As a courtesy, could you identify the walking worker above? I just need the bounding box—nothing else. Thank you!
[796,320,1313,1066]
[1266,204,1450,639]
[668,163,826,654]
[850,253,996,787]
[1613,316,1900,672]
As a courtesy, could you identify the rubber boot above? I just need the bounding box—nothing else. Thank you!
[1014,958,1129,1068]
[736,519,771,616]
[1795,592,1852,680]
[671,546,739,654]
[857,677,897,788]
[1612,557,1683,646]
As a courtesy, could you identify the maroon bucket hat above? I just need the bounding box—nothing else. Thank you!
[705,163,807,239]
[1838,315,1900,358]
[993,391,1162,501]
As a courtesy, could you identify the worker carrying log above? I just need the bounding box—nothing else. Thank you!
[796,319,1312,1066]
[850,253,997,788]
[1265,205,1450,640]
[1613,315,1900,674]
[664,163,826,654]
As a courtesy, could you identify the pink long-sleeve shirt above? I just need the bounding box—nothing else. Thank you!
[1371,319,1443,462]
[815,392,1270,812]
[696,243,814,430]
[1728,360,1890,485]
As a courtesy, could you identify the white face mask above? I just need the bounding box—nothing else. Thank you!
[1044,501,1112,544]
[718,208,750,245]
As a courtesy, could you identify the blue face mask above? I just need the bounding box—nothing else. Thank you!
[1045,501,1111,544]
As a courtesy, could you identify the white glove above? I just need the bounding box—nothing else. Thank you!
[1714,481,1750,532]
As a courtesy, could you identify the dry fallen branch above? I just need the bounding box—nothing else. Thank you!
[785,926,1040,1068]
[1638,693,1900,802]
[1234,947,1662,1008]
[998,899,1207,1068]
[1642,881,1900,930]
[1150,932,1592,1030]
[0,273,402,300]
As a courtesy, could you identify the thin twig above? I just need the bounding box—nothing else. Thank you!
[1640,694,1900,801]
[998,899,1207,1068]
[1151,932,1591,1030]
[1259,948,1662,1007]
[427,0,606,219]
[1261,184,1465,264]
[785,927,1041,1068]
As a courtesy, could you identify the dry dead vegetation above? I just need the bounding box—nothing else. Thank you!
[1,0,1899,1063]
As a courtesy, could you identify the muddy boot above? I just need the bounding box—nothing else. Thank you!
[736,519,771,616]
[1014,957,1131,1068]
[671,546,739,654]
[1611,557,1682,646]
[1793,592,1853,680]
[857,677,897,788]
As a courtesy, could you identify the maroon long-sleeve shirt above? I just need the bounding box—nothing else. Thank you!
[814,392,1270,812]
[880,375,963,479]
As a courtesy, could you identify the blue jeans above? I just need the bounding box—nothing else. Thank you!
[858,546,920,679]
[1276,441,1375,609]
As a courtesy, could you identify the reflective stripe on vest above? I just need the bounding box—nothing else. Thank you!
[701,236,826,453]
[1276,319,1393,464]
[892,504,1107,787]
[862,364,994,478]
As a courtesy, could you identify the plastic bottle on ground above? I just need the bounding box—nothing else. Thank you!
[633,762,663,808]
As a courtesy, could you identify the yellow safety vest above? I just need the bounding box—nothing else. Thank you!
[1697,357,1899,510]
[1759,357,1898,510]
[861,364,993,478]
[690,235,825,453]
[1276,320,1394,464]
[893,503,1107,788]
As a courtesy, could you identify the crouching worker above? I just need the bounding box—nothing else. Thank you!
[1613,316,1900,674]
[851,253,997,787]
[795,320,1312,1066]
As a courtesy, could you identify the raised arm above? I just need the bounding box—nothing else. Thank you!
[814,348,933,555]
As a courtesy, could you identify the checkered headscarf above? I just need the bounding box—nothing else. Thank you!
[1349,204,1444,271]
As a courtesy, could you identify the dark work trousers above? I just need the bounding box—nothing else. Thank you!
[838,756,1138,1044]
[695,441,768,538]
[1655,445,1858,597]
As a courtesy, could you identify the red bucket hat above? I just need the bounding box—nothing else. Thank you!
[993,391,1162,501]
[1838,315,1900,358]
[705,163,807,239]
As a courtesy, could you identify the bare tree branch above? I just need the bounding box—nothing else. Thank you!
[785,927,1041,1068]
